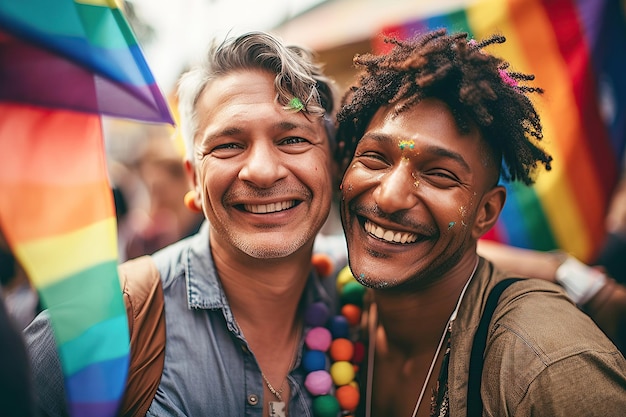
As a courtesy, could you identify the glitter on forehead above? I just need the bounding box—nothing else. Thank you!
[398,139,415,150]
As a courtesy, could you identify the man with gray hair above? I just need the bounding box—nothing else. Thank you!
[25,31,339,417]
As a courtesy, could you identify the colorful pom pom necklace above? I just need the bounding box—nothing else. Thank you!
[306,256,367,417]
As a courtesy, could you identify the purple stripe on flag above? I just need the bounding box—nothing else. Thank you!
[0,31,172,122]
[69,400,120,417]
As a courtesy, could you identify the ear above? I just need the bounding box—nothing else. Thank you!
[472,185,506,240]
[184,159,198,191]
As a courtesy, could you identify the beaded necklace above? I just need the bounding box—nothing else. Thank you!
[305,255,478,417]
[303,256,366,417]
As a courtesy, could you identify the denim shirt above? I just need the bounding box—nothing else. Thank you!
[24,222,343,417]
[147,223,340,416]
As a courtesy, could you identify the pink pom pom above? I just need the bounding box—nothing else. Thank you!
[305,327,332,351]
[305,370,333,395]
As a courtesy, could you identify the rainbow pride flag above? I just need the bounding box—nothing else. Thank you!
[0,1,172,416]
[377,0,626,263]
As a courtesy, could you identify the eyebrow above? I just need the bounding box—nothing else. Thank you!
[361,132,471,172]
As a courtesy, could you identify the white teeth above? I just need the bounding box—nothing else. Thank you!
[244,200,295,214]
[364,220,418,244]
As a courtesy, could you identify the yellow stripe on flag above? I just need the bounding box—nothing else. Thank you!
[14,217,118,287]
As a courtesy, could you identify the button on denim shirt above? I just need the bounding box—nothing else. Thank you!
[148,223,338,416]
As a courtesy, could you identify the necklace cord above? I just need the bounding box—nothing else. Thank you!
[366,258,480,417]
[262,372,285,401]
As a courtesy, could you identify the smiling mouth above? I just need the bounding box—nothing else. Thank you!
[364,219,419,244]
[242,200,297,214]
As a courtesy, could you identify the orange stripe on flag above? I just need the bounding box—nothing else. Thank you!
[0,181,114,243]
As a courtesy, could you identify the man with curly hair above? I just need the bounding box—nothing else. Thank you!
[335,29,626,417]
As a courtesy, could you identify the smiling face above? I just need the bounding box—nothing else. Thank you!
[340,98,505,289]
[188,69,333,259]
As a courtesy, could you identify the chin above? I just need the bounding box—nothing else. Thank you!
[236,234,312,259]
[349,256,404,289]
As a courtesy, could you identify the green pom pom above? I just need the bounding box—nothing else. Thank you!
[312,395,340,417]
[341,281,366,307]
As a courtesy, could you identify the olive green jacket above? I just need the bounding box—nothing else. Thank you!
[449,258,626,417]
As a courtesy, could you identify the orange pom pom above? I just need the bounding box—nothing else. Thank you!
[341,304,362,327]
[312,253,334,277]
[329,338,354,362]
[336,384,360,411]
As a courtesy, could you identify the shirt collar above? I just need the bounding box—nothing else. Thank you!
[184,222,334,311]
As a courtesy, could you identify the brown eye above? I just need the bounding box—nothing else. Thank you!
[280,136,308,145]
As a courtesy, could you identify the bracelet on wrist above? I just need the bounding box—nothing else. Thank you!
[555,255,607,306]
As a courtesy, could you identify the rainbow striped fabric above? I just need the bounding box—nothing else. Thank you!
[377,0,626,263]
[0,1,172,416]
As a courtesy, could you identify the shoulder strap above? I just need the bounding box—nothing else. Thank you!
[117,256,166,417]
[467,278,523,417]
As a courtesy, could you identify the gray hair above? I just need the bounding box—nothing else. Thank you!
[177,31,336,162]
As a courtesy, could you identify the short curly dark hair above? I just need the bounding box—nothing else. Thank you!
[335,29,552,185]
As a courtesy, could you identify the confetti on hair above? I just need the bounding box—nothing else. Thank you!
[286,97,305,112]
[498,68,518,87]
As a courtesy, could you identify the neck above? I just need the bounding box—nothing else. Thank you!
[209,231,313,385]
[211,236,313,326]
[373,255,479,354]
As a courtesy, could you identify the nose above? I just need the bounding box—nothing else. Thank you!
[238,141,288,187]
[373,164,419,213]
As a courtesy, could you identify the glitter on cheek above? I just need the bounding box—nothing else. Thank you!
[410,171,420,188]
[458,205,468,217]
[448,221,456,229]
